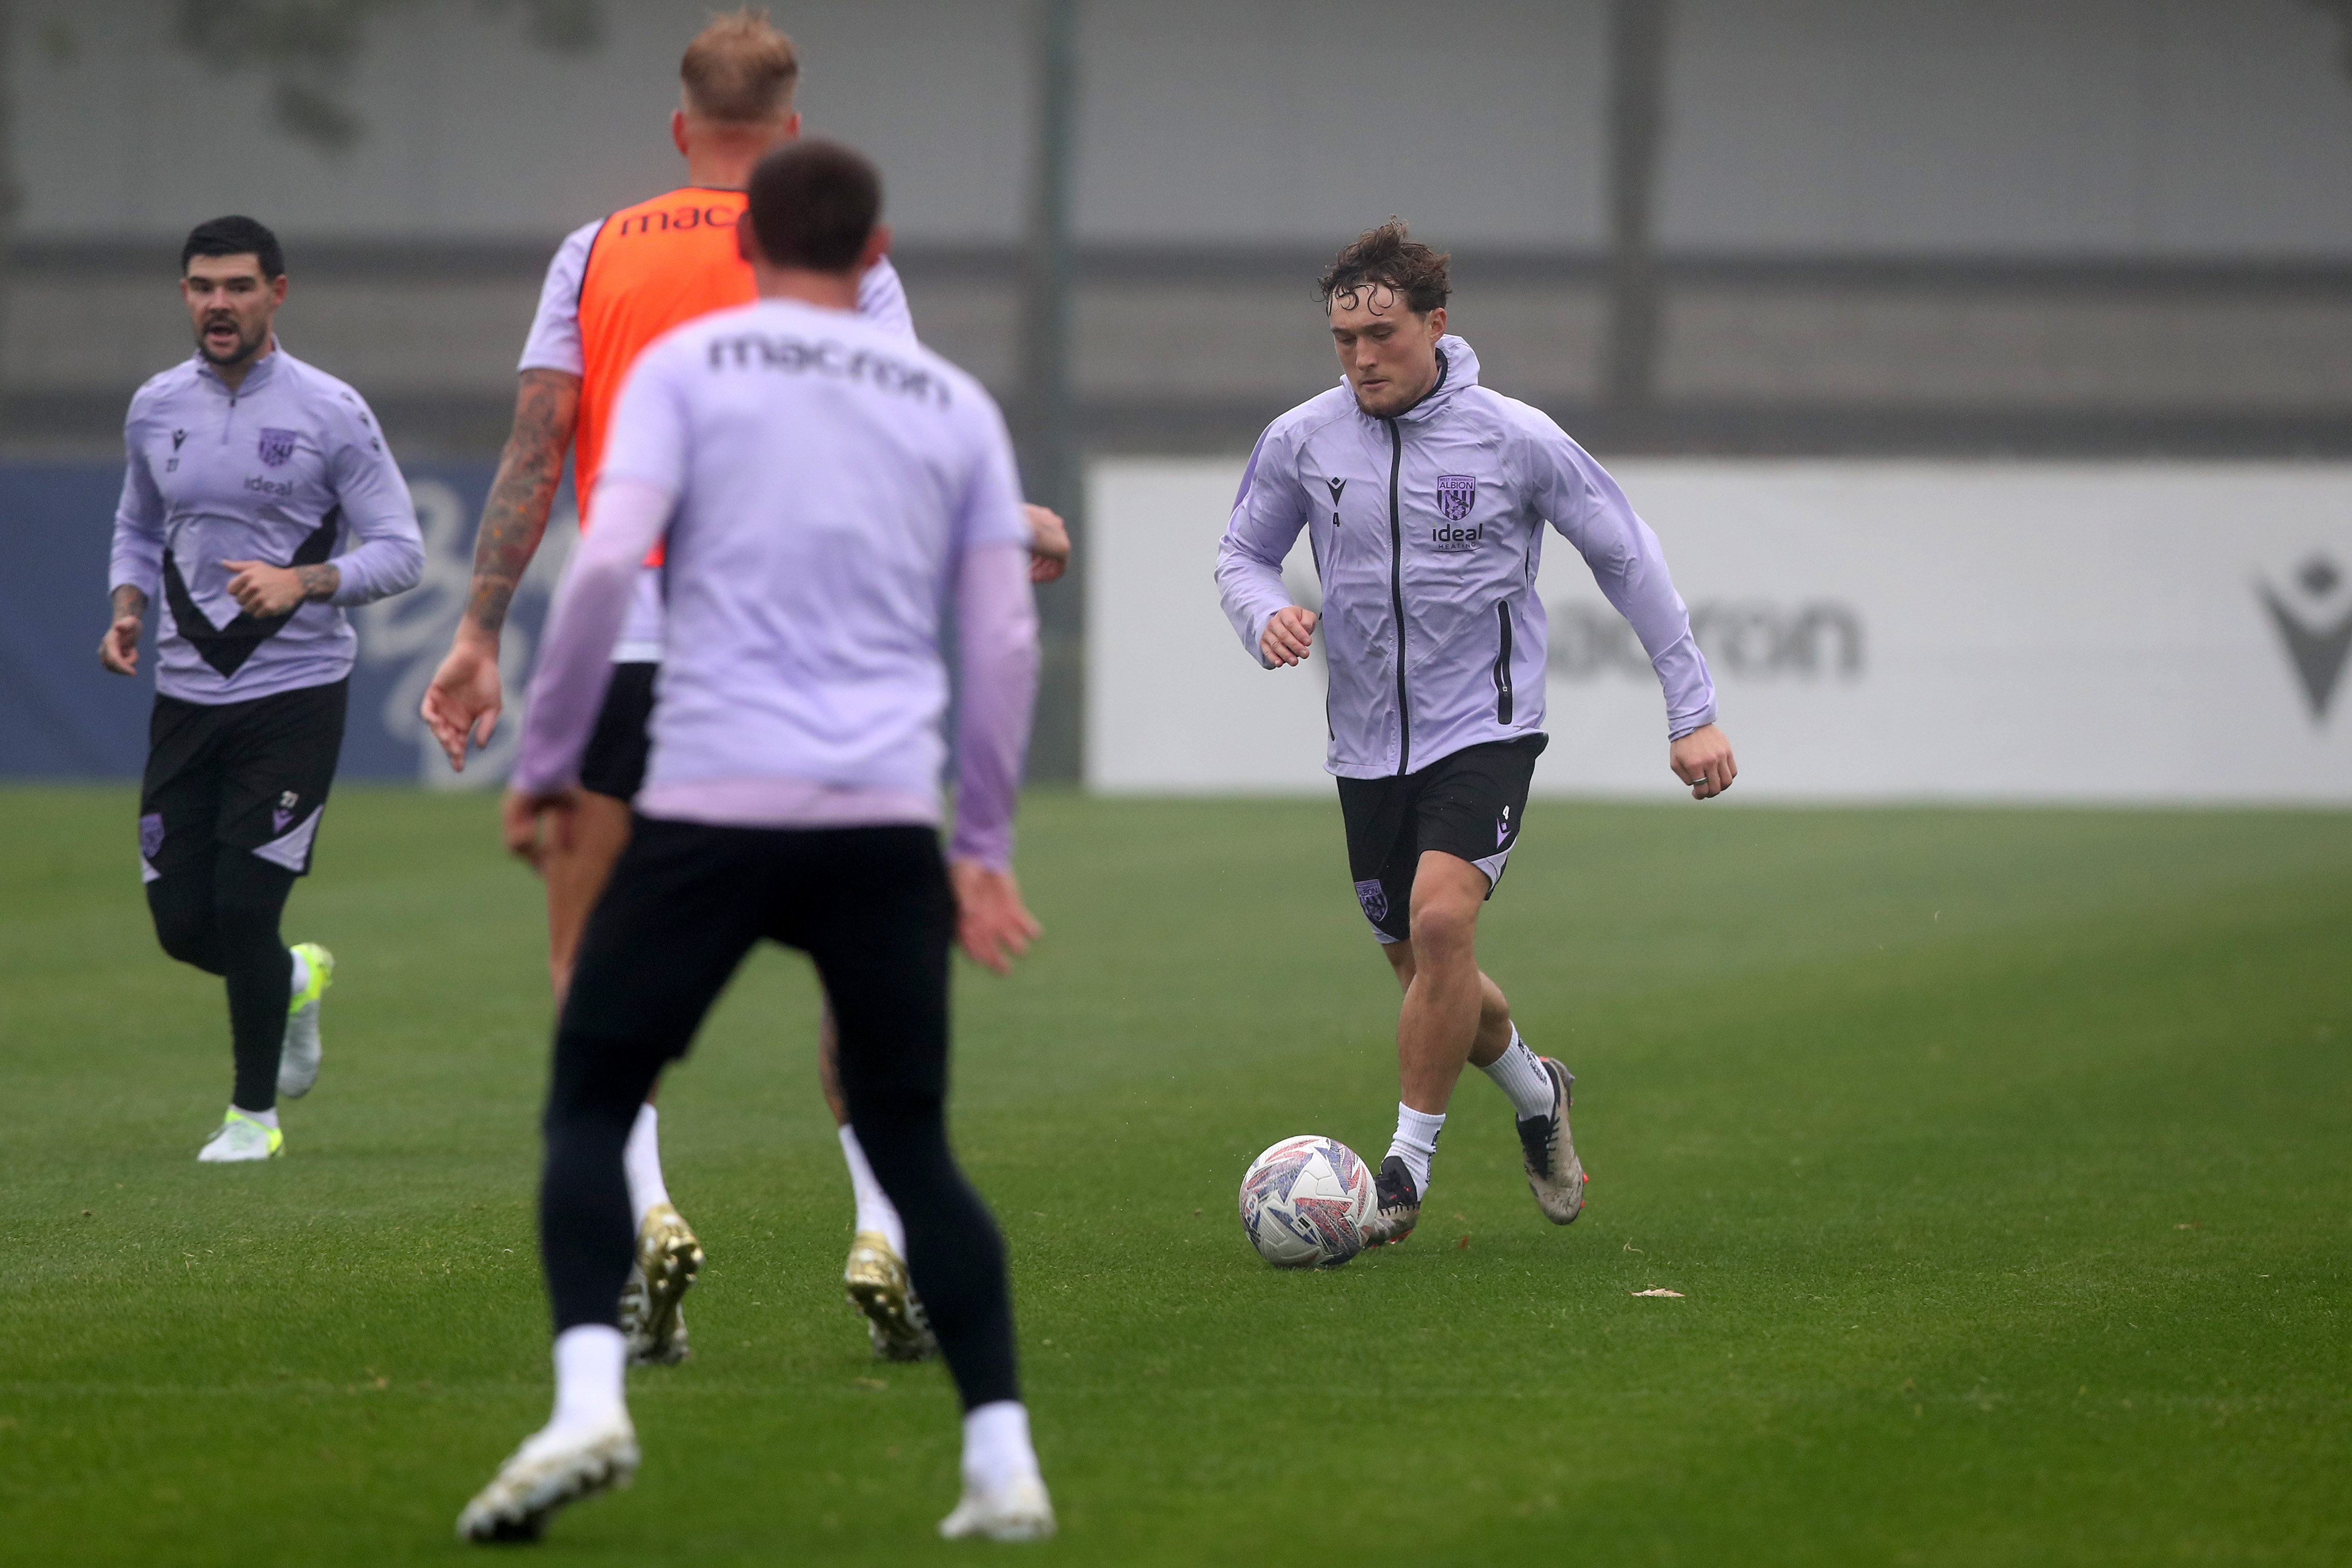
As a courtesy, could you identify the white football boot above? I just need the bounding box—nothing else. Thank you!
[844,1230,938,1362]
[196,1109,282,1163]
[620,1202,702,1366]
[277,942,334,1099]
[456,1413,639,1543]
[1516,1057,1588,1224]
[938,1472,1056,1542]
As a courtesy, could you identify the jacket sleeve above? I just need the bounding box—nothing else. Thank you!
[946,399,1040,872]
[1525,421,1717,740]
[322,397,425,606]
[108,401,166,601]
[510,475,671,795]
[1214,421,1309,667]
[857,255,918,341]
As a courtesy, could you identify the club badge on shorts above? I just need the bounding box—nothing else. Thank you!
[256,428,300,468]
[1354,878,1389,924]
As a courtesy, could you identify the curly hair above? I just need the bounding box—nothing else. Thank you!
[1317,220,1451,316]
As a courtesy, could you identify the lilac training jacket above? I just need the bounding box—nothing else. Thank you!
[1216,335,1715,778]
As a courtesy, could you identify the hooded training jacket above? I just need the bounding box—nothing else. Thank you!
[1215,334,1715,779]
[110,344,424,704]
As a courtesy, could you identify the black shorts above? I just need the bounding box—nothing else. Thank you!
[139,679,348,882]
[561,817,954,1105]
[1336,734,1547,944]
[578,662,658,802]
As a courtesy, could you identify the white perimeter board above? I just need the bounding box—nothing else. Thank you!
[1086,458,2352,804]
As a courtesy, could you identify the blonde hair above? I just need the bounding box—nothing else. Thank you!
[680,10,800,123]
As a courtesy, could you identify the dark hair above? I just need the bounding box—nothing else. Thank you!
[745,139,880,273]
[681,8,799,122]
[182,216,284,279]
[1318,219,1450,315]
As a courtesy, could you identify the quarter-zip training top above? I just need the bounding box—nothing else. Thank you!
[109,344,424,704]
[1215,334,1715,779]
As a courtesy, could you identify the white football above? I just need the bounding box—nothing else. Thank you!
[1238,1135,1377,1269]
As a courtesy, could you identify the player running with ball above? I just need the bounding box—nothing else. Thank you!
[459,139,1052,1544]
[1215,222,1735,1245]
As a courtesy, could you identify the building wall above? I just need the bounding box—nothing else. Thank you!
[15,0,2352,253]
[12,2,2352,459]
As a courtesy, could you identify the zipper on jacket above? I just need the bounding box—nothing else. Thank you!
[1492,600,1514,725]
[1386,419,1411,776]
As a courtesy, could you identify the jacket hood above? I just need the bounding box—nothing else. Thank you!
[1367,334,1481,423]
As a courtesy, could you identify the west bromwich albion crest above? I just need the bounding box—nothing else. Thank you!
[257,428,300,468]
[1437,474,1476,521]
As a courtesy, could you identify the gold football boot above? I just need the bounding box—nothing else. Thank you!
[619,1202,702,1367]
[844,1230,938,1362]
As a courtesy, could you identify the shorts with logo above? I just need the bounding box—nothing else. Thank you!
[1336,734,1548,944]
[578,661,659,801]
[139,678,348,882]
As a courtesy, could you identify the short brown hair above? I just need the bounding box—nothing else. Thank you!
[681,9,799,123]
[1318,220,1451,316]
[747,139,881,272]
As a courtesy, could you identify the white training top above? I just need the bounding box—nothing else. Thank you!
[510,295,1037,863]
[514,216,917,660]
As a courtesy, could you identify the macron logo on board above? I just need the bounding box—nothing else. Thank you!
[2259,555,2352,723]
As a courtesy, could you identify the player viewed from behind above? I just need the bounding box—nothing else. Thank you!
[103,216,424,1161]
[1215,222,1736,1245]
[457,139,1052,1544]
[418,9,1060,1368]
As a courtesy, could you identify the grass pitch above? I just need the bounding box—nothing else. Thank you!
[2,787,2348,1565]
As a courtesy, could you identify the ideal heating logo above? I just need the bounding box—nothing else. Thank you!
[2258,554,2352,723]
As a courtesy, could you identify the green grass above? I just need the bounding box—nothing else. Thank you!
[3,787,2348,1566]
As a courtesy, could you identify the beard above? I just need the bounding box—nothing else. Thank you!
[197,316,266,367]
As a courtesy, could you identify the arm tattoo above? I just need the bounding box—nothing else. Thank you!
[111,585,149,623]
[296,563,341,602]
[465,368,581,636]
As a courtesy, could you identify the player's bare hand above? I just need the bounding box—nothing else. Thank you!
[951,859,1041,976]
[423,632,505,772]
[99,615,141,676]
[1671,723,1737,800]
[1023,503,1070,584]
[1260,606,1319,667]
[220,560,310,619]
[502,787,578,875]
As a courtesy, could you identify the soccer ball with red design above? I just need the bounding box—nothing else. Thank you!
[1238,1135,1377,1269]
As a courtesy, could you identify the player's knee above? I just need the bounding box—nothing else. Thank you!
[1406,895,1478,960]
[147,890,221,971]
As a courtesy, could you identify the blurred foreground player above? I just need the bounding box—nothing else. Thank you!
[458,140,1052,1544]
[103,216,423,1160]
[420,8,1065,1366]
[1215,222,1735,1244]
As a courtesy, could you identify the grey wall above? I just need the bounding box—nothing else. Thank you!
[16,0,2352,254]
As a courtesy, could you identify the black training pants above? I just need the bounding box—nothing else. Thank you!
[140,681,345,1112]
[539,816,1020,1413]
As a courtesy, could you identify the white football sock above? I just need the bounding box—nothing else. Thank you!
[623,1102,671,1231]
[961,1400,1040,1494]
[231,1104,280,1129]
[1480,1030,1556,1120]
[840,1124,907,1257]
[286,945,310,998]
[549,1324,627,1436]
[1387,1104,1445,1200]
